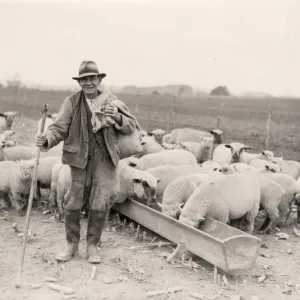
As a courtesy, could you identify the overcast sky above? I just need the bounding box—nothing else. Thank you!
[0,0,299,96]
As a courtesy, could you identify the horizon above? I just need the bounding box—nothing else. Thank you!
[0,0,299,97]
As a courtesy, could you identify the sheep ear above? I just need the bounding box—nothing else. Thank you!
[179,142,186,148]
[0,113,6,118]
[243,146,251,150]
[156,178,161,183]
[129,161,137,167]
[47,114,52,118]
[224,144,232,149]
[147,132,154,136]
[265,165,270,170]
[179,203,185,208]
[141,141,146,146]
[132,178,141,184]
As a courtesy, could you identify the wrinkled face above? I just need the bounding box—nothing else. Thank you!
[78,75,102,98]
[132,176,160,206]
[201,137,213,149]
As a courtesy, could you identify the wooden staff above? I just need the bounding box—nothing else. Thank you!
[15,104,49,288]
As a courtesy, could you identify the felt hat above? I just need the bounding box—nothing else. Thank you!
[72,61,106,80]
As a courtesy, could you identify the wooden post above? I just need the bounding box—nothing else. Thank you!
[265,104,272,150]
[15,104,49,288]
[217,102,225,129]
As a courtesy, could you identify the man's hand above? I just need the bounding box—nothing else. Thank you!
[104,104,121,124]
[35,133,47,147]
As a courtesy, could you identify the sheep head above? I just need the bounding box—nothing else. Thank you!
[0,111,18,128]
[225,142,251,163]
[209,129,223,144]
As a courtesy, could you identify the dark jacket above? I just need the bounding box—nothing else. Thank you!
[41,90,136,168]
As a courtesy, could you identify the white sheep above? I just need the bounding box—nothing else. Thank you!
[159,173,210,218]
[162,133,171,144]
[117,159,161,207]
[3,146,35,161]
[169,127,223,145]
[243,150,275,164]
[221,165,285,233]
[146,164,204,203]
[149,129,167,145]
[56,164,71,219]
[179,172,260,233]
[127,149,197,170]
[0,111,17,133]
[249,158,282,173]
[0,160,18,209]
[201,160,222,172]
[212,142,251,165]
[138,135,166,157]
[10,159,36,215]
[280,160,300,180]
[174,136,214,163]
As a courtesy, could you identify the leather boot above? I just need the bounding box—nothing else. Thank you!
[86,210,106,264]
[56,209,81,262]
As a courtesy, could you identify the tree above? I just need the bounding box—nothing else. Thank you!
[210,86,230,96]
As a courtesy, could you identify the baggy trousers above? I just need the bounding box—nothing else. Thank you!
[63,145,119,213]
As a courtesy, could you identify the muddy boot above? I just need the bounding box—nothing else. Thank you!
[86,210,106,264]
[56,209,81,262]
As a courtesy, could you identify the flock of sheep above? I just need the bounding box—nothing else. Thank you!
[0,110,300,238]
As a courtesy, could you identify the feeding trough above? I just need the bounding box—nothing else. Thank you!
[113,198,262,273]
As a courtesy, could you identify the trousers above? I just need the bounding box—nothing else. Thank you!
[63,143,119,212]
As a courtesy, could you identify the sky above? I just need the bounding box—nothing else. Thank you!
[0,0,299,96]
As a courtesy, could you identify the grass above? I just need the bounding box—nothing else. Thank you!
[1,87,300,161]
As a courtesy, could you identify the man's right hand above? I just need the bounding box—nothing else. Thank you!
[35,133,47,147]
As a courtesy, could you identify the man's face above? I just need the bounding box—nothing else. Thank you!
[78,75,102,97]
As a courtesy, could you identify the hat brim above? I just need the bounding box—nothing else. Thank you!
[72,72,106,80]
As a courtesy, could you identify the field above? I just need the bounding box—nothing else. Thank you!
[1,87,300,300]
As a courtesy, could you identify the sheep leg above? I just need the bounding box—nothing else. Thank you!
[243,209,258,234]
[260,206,280,234]
[259,215,271,232]
[49,182,58,212]
[0,192,13,209]
[277,201,291,227]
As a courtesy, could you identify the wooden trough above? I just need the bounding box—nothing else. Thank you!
[113,198,262,273]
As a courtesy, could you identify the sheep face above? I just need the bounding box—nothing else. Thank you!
[132,176,161,206]
[3,130,15,139]
[162,133,171,144]
[225,143,251,163]
[261,150,274,161]
[1,111,18,128]
[209,129,223,144]
[19,161,34,180]
[150,129,166,145]
[5,140,17,147]
[128,157,143,170]
[221,165,236,175]
[0,135,6,148]
[201,136,214,149]
[264,163,281,173]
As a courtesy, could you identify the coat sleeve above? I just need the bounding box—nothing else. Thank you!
[41,96,73,151]
[112,100,137,134]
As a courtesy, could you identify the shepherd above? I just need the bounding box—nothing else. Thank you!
[36,61,139,264]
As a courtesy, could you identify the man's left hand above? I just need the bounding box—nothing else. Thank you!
[104,104,122,123]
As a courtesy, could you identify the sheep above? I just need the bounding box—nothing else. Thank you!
[56,164,71,219]
[221,165,285,233]
[117,159,161,207]
[212,142,251,165]
[4,140,17,147]
[37,113,58,133]
[149,129,166,145]
[0,160,18,209]
[249,158,282,173]
[3,130,15,140]
[174,136,214,163]
[146,164,204,203]
[10,159,36,215]
[243,150,275,164]
[169,127,223,145]
[127,149,197,171]
[0,135,6,161]
[3,146,35,161]
[29,156,61,201]
[231,163,257,173]
[0,111,17,133]
[280,160,300,180]
[49,162,63,210]
[201,160,222,172]
[138,135,166,157]
[179,171,260,233]
[162,133,171,144]
[233,161,281,173]
[159,173,210,218]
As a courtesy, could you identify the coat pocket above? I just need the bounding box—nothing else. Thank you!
[63,145,79,153]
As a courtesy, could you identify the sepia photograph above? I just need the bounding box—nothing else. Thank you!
[0,0,300,299]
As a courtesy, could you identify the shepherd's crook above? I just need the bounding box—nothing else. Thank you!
[15,104,49,288]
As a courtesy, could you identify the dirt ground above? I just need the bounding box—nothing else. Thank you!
[1,199,300,300]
